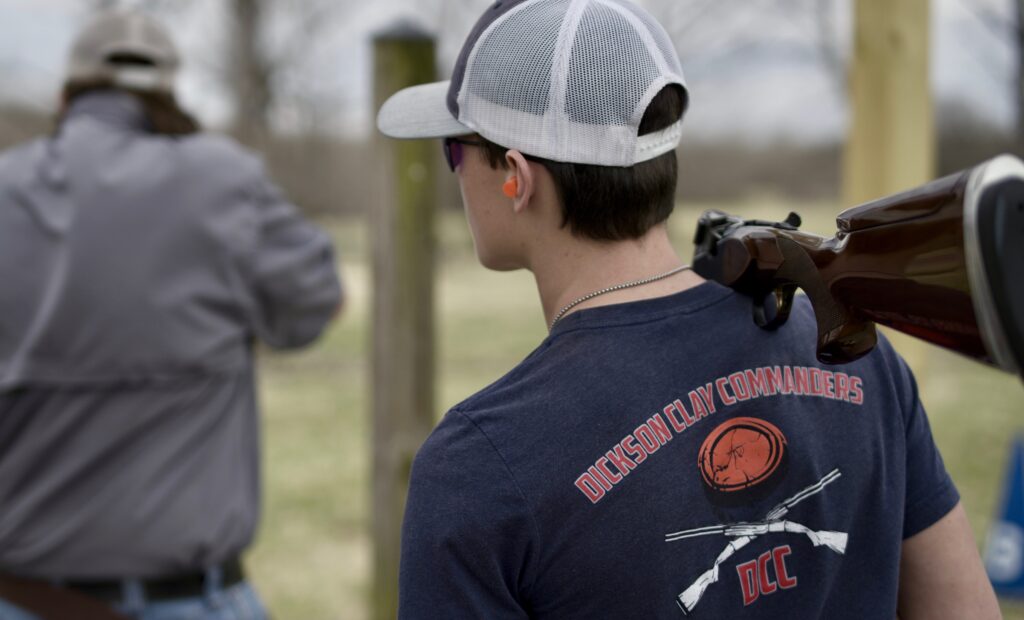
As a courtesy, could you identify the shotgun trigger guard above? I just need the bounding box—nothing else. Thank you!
[753,284,796,330]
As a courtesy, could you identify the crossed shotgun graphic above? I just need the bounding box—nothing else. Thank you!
[665,469,847,615]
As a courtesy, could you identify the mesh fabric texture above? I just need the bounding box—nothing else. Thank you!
[456,0,686,166]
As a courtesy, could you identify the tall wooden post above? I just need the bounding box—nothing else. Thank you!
[371,22,437,620]
[843,0,934,207]
[229,0,272,149]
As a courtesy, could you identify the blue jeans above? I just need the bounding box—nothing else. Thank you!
[0,577,268,620]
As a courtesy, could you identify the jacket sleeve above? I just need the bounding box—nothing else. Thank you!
[242,172,342,350]
[399,409,536,619]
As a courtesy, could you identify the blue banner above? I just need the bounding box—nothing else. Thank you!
[985,436,1024,596]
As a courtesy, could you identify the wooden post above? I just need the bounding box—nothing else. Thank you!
[842,0,934,207]
[370,21,437,620]
[229,0,272,149]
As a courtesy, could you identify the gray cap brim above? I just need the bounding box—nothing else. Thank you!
[376,81,472,139]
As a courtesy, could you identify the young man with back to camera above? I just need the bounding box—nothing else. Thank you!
[0,9,341,620]
[378,0,1001,618]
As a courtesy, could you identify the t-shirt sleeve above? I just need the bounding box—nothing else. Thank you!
[894,351,960,539]
[399,409,536,619]
[243,173,342,349]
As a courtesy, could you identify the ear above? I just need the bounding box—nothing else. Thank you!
[504,150,535,214]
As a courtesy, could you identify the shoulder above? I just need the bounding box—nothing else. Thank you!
[0,139,46,183]
[413,399,540,503]
[402,409,539,615]
[865,330,920,414]
[174,133,266,188]
[416,407,501,468]
[410,406,533,526]
[792,293,917,408]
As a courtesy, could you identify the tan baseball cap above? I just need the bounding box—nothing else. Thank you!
[66,10,179,92]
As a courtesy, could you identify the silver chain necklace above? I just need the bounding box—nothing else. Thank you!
[549,264,692,330]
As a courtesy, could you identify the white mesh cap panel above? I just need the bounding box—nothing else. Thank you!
[457,0,686,167]
[565,1,660,127]
[463,0,568,119]
[615,0,684,76]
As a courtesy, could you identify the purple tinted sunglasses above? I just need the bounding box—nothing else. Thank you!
[443,137,484,172]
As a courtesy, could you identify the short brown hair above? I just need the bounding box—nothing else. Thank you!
[58,78,200,136]
[477,85,686,241]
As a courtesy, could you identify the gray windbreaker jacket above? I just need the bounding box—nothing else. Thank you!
[0,91,342,578]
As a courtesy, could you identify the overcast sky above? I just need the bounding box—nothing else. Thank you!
[0,0,1016,143]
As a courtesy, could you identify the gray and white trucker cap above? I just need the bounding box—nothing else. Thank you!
[66,10,179,92]
[377,0,689,167]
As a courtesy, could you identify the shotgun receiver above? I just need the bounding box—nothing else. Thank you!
[692,154,1024,377]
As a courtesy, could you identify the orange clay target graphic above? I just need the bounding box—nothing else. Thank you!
[698,417,787,492]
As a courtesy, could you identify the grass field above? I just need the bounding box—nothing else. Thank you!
[247,200,1024,619]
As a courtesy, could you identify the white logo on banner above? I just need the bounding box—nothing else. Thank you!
[986,520,1024,582]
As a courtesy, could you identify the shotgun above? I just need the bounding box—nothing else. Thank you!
[692,154,1024,378]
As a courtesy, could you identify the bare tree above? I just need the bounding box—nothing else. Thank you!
[224,0,352,144]
[644,0,847,99]
[86,0,120,10]
[956,0,1024,152]
[813,0,846,98]
[229,0,272,144]
[86,0,192,15]
[1016,0,1023,151]
[85,0,350,143]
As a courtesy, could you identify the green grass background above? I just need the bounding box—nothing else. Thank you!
[247,200,1024,619]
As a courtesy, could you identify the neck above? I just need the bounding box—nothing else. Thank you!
[63,90,151,132]
[531,224,703,329]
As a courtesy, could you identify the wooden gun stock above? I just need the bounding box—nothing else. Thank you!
[693,155,1024,375]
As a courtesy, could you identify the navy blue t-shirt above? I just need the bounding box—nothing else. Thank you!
[399,281,958,619]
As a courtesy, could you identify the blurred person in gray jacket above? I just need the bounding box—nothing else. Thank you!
[0,10,342,620]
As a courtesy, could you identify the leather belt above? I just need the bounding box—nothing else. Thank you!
[0,558,244,620]
[66,557,245,603]
[0,574,129,620]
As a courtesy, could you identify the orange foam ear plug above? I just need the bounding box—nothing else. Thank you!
[502,177,518,198]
